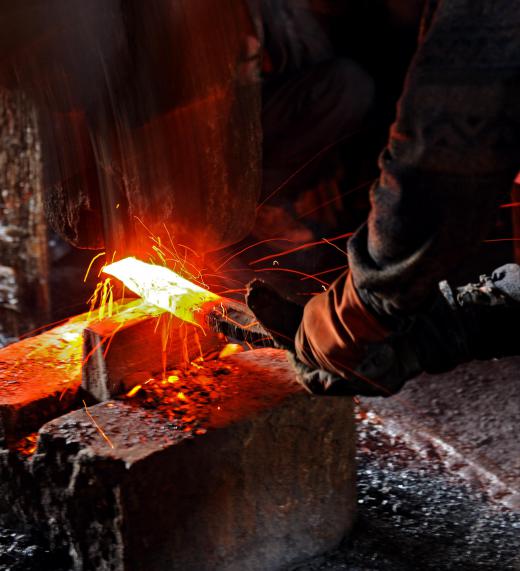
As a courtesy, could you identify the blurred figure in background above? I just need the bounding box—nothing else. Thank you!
[247,0,520,398]
[247,0,376,245]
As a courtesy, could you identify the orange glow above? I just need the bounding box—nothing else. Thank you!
[126,385,143,398]
[177,391,187,401]
[103,257,219,325]
[219,344,244,359]
[16,434,38,457]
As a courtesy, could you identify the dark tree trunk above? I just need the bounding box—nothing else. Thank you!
[0,89,49,342]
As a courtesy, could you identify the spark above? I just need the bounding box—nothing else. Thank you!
[250,232,353,266]
[256,129,364,209]
[82,400,114,449]
[82,334,111,367]
[219,344,244,359]
[321,238,348,257]
[83,252,106,283]
[254,267,329,286]
[87,278,115,321]
[102,322,125,359]
[300,264,348,281]
[484,238,520,243]
[18,318,69,340]
[126,385,142,398]
[295,179,373,221]
[214,238,295,272]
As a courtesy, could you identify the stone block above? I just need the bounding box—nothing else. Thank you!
[82,301,223,401]
[0,316,86,445]
[363,356,520,508]
[33,349,356,571]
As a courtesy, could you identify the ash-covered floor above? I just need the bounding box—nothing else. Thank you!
[1,401,519,571]
[294,408,520,570]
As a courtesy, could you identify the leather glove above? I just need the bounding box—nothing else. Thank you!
[245,278,391,396]
[247,264,520,397]
[245,280,347,394]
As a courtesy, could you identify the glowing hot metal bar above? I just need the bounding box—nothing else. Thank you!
[104,256,272,345]
[103,257,219,325]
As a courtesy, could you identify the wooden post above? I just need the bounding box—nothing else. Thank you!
[0,89,49,342]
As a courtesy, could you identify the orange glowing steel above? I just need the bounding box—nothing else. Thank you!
[219,344,244,359]
[126,384,142,398]
[103,257,220,325]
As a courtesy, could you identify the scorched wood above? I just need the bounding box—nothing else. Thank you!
[0,88,49,340]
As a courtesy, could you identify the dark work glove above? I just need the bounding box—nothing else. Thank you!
[455,263,520,306]
[245,277,434,397]
[245,280,303,351]
[247,264,520,397]
[245,280,346,393]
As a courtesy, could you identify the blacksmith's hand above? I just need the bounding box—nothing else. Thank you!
[246,273,410,396]
[246,280,372,395]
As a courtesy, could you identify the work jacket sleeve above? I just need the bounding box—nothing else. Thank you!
[296,0,520,374]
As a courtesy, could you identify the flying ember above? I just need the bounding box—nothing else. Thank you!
[103,257,220,325]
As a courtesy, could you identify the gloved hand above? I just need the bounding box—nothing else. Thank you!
[247,263,520,397]
[245,280,344,394]
[246,278,394,396]
[245,279,303,352]
[455,263,520,306]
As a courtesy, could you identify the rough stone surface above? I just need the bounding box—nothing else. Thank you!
[0,316,87,446]
[4,402,520,571]
[292,406,520,571]
[9,349,355,571]
[363,356,520,509]
[82,297,271,401]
